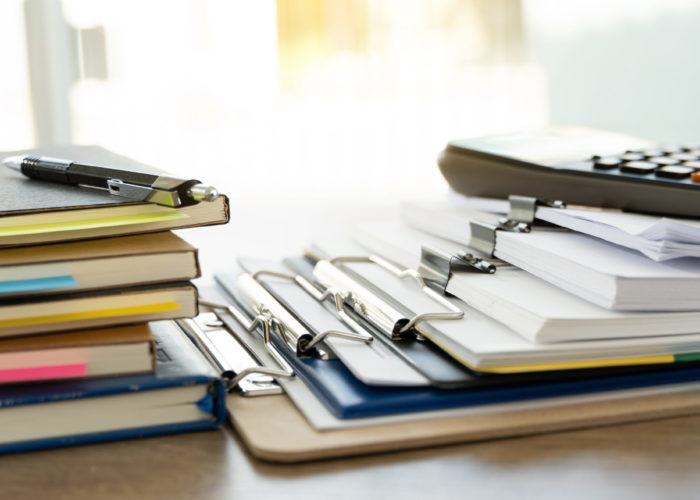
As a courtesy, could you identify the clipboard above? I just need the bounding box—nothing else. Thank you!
[178,285,700,462]
[227,382,700,463]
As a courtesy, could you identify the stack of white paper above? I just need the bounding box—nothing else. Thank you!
[401,201,700,311]
[312,237,700,371]
[353,222,700,344]
[449,193,700,261]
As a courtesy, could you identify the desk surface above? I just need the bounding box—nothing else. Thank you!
[3,415,700,499]
[4,201,699,499]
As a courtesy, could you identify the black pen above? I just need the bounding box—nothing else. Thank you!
[3,155,219,208]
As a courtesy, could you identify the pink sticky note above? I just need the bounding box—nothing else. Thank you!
[0,364,88,383]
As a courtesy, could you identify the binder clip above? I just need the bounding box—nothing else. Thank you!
[505,195,566,225]
[294,254,464,341]
[179,304,295,397]
[418,245,496,289]
[469,195,565,257]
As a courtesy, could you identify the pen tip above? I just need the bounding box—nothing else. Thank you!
[2,156,22,172]
[189,184,220,202]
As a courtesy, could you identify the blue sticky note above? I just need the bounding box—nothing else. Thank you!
[0,276,78,294]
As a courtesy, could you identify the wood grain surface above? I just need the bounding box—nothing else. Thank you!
[2,416,700,500]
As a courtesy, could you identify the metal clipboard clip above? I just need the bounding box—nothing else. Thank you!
[178,303,294,397]
[237,272,372,360]
[294,254,464,341]
[469,195,566,257]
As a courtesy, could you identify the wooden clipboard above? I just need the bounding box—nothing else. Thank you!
[227,388,700,463]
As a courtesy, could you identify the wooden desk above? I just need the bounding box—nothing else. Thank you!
[4,202,698,498]
[3,415,700,499]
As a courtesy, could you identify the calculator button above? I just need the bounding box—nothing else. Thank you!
[670,153,698,162]
[662,145,683,154]
[655,166,695,179]
[620,153,645,162]
[691,171,700,183]
[687,149,700,157]
[648,156,680,166]
[620,161,658,174]
[683,160,700,169]
[593,157,621,170]
[641,148,664,158]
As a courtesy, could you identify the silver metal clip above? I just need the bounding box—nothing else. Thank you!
[469,219,530,257]
[178,309,294,396]
[419,245,496,289]
[307,255,464,341]
[251,270,374,352]
[505,195,566,225]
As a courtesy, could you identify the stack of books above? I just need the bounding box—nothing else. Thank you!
[0,146,229,453]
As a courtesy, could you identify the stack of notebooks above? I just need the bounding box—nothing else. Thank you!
[196,194,700,462]
[0,146,229,453]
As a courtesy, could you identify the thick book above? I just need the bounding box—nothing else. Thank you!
[0,282,198,338]
[354,221,700,344]
[0,232,200,298]
[401,200,700,310]
[0,145,229,247]
[0,320,225,454]
[0,323,155,384]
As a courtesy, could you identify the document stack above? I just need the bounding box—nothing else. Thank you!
[194,195,700,462]
[0,146,230,453]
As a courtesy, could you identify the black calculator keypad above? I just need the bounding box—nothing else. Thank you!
[581,145,700,183]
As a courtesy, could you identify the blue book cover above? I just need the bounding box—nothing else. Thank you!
[0,320,226,454]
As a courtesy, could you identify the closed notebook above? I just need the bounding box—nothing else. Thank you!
[0,232,200,298]
[401,200,700,310]
[354,221,700,344]
[0,323,155,384]
[0,282,198,337]
[0,320,226,454]
[0,145,229,247]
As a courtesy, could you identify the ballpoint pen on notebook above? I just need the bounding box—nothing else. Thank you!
[3,155,219,208]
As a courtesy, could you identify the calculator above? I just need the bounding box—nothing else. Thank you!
[438,127,700,217]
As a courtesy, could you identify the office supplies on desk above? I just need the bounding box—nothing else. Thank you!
[401,200,700,310]
[449,193,700,262]
[0,323,155,384]
[437,126,700,217]
[0,146,229,248]
[3,155,219,207]
[354,221,700,343]
[0,281,197,337]
[0,232,200,298]
[0,320,225,454]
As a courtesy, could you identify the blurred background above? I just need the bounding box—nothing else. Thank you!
[2,0,700,204]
